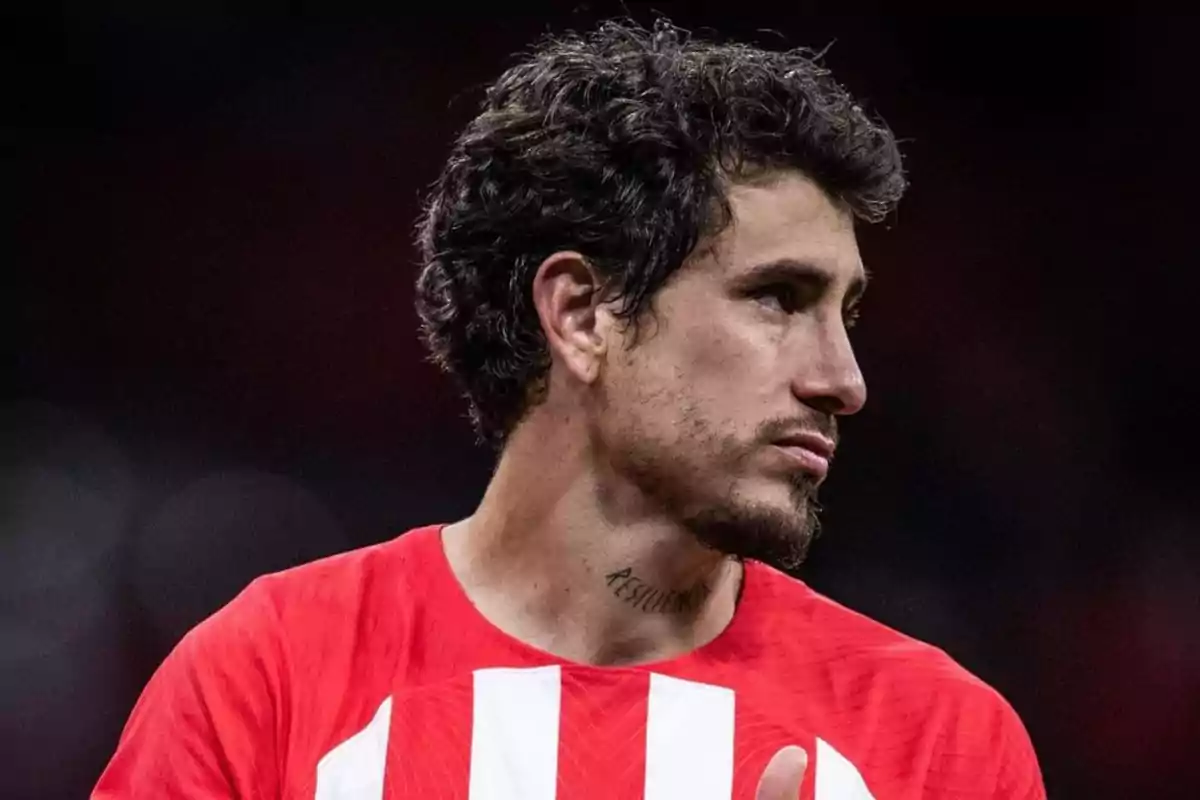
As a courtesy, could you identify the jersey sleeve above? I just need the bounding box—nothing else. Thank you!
[994,697,1047,800]
[92,578,288,799]
[916,667,1047,800]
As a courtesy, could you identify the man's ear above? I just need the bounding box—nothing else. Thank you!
[530,251,609,385]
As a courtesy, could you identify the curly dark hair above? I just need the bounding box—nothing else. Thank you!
[415,18,906,450]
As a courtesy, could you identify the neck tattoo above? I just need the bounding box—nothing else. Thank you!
[604,567,712,615]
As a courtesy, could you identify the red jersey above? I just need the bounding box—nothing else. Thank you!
[93,525,1045,799]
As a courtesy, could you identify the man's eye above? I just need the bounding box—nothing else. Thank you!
[753,284,799,314]
[845,304,862,329]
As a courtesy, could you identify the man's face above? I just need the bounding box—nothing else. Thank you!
[595,170,868,570]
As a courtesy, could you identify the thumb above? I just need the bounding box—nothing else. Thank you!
[754,745,808,800]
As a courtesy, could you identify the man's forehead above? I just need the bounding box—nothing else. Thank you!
[709,177,865,286]
[725,171,852,225]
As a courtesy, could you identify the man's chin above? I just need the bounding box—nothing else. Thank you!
[682,498,819,572]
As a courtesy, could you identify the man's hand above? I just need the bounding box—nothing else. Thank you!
[754,745,808,800]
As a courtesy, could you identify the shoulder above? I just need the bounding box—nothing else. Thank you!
[245,523,441,626]
[749,560,994,696]
[93,526,446,797]
[173,523,443,692]
[746,562,1045,797]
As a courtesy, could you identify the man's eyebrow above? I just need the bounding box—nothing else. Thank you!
[739,258,829,287]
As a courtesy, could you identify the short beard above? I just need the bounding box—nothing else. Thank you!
[682,472,823,573]
[595,382,831,572]
[610,428,825,572]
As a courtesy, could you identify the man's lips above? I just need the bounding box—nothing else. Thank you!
[770,432,836,479]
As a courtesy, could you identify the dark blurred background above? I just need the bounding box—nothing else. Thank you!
[6,5,1198,799]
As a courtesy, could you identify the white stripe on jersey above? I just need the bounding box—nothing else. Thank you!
[312,668,875,798]
[469,665,563,800]
[314,695,392,800]
[644,672,736,800]
[816,736,876,799]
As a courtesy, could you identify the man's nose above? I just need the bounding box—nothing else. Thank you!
[790,324,867,417]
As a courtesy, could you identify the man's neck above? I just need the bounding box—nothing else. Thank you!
[440,422,743,667]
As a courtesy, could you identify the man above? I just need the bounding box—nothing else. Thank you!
[94,19,1045,799]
